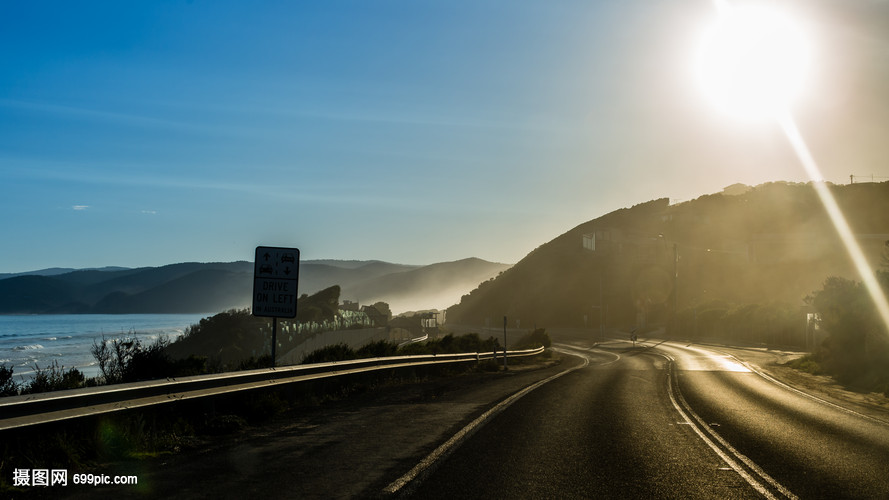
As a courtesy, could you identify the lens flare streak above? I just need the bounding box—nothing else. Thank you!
[777,110,889,334]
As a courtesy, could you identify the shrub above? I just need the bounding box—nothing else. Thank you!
[23,361,84,394]
[301,343,355,364]
[788,355,821,375]
[397,342,433,356]
[514,328,551,349]
[91,334,180,384]
[172,355,212,376]
[125,336,175,381]
[355,340,399,358]
[0,364,18,396]
[397,333,500,355]
[477,359,501,372]
[238,354,273,370]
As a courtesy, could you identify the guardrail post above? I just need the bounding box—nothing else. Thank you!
[503,316,508,369]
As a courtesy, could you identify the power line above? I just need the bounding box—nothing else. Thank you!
[850,174,889,184]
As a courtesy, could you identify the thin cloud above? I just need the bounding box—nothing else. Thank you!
[141,210,158,215]
[0,98,228,136]
[3,157,422,209]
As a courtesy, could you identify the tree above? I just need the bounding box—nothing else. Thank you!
[807,276,889,385]
[296,285,341,323]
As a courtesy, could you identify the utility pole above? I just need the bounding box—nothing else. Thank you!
[503,315,508,369]
[599,269,604,342]
[673,243,679,338]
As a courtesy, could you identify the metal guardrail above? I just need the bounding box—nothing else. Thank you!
[0,346,545,431]
[397,334,429,348]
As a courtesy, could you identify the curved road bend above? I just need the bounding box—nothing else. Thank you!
[659,342,889,499]
[411,344,762,499]
[56,339,889,498]
[59,353,586,499]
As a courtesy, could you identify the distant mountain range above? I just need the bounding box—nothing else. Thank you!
[0,267,131,280]
[0,259,511,315]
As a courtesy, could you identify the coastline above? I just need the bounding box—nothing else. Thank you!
[0,313,210,381]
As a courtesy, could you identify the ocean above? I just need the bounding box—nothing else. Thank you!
[0,313,210,383]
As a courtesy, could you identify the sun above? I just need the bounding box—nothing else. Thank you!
[695,3,811,120]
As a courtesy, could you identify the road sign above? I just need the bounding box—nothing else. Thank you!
[253,246,300,318]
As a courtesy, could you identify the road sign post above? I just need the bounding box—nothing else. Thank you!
[253,246,300,366]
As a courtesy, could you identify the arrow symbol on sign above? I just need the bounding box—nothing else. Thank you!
[284,267,291,275]
[264,253,271,262]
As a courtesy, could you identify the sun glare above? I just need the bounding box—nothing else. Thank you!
[696,4,811,120]
[695,1,889,334]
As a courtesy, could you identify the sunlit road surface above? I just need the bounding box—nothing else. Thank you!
[412,339,889,499]
[659,341,889,499]
[55,338,889,498]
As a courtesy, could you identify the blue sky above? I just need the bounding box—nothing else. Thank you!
[1,0,887,273]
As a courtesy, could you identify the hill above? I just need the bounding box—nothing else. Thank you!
[0,266,129,280]
[445,181,889,332]
[163,286,344,366]
[341,258,512,313]
[0,259,509,314]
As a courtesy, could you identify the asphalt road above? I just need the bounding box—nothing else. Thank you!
[44,336,889,499]
[409,339,889,499]
[54,357,581,499]
[410,344,760,499]
[661,342,889,499]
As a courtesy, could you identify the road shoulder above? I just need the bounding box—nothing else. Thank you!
[57,355,577,499]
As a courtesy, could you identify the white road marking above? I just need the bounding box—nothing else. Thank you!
[660,351,797,500]
[727,352,889,426]
[382,347,592,495]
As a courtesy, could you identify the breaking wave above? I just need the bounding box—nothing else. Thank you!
[12,344,44,351]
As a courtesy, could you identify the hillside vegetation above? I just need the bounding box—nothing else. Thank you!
[446,181,889,348]
[164,285,343,366]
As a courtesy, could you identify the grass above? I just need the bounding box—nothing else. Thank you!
[787,355,822,375]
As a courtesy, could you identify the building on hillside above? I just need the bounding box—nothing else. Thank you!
[583,229,622,253]
[583,228,670,263]
[419,311,439,329]
[723,183,752,196]
[361,303,391,327]
[340,300,359,312]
